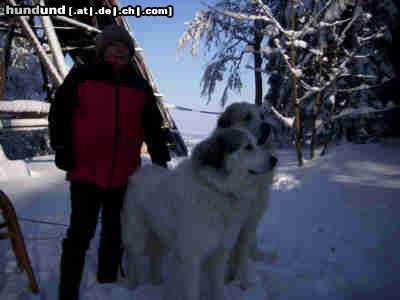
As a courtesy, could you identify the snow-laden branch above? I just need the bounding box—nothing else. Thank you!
[332,105,399,121]
[206,2,292,40]
[249,0,335,40]
[248,0,288,37]
[177,10,214,57]
[273,38,303,78]
[337,4,362,45]
[357,29,386,43]
[296,48,359,102]
[295,0,335,40]
[320,18,353,28]
[315,105,400,135]
[269,105,295,128]
[337,80,391,93]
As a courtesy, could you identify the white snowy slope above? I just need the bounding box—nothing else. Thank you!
[0,134,399,300]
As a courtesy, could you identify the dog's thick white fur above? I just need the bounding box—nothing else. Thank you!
[216,102,276,286]
[121,128,277,300]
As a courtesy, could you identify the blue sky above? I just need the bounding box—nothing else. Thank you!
[120,0,268,134]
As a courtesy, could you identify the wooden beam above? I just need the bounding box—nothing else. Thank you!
[107,0,124,26]
[35,0,69,78]
[0,24,79,31]
[52,16,101,34]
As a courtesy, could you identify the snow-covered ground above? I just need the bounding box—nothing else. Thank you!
[0,132,400,300]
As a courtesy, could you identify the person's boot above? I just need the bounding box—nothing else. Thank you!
[58,239,86,300]
[97,246,124,284]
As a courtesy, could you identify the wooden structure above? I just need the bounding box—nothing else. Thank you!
[0,190,39,294]
[0,0,188,157]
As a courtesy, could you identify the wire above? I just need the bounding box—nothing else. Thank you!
[165,103,222,115]
[18,217,69,227]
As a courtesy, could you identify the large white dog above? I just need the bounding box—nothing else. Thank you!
[216,102,276,286]
[121,128,277,300]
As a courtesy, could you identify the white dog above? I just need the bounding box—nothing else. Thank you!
[121,128,277,300]
[216,102,277,286]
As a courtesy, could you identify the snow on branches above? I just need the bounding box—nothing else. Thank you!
[178,0,398,154]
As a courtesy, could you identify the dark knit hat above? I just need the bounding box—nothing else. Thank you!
[95,24,135,61]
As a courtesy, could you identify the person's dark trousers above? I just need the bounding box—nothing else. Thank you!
[58,180,126,300]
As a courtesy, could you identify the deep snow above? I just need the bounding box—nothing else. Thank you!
[0,130,399,300]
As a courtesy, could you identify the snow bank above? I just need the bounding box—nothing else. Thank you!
[0,145,31,181]
[1,134,399,300]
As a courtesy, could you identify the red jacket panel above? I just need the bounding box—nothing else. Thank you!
[66,80,147,187]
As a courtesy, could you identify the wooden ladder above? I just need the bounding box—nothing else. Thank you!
[0,190,39,294]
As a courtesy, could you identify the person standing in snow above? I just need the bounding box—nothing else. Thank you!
[49,24,171,300]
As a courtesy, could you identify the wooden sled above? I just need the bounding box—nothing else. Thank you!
[0,190,39,294]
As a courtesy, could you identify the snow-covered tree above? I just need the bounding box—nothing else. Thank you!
[261,1,398,154]
[183,0,398,165]
[178,0,274,106]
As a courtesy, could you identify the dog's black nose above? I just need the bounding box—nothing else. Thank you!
[257,123,271,145]
[270,156,278,168]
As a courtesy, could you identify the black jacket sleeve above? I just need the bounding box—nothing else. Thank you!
[142,85,171,168]
[48,67,79,171]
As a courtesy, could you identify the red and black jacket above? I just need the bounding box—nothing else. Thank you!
[49,62,171,188]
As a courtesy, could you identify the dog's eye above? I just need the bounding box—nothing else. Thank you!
[245,113,252,121]
[245,144,253,151]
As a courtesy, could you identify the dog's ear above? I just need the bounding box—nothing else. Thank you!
[194,129,245,171]
[217,110,232,128]
[194,134,226,169]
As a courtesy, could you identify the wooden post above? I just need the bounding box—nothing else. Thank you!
[35,0,69,78]
[0,190,39,294]
[52,16,101,34]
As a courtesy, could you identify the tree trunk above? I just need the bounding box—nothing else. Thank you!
[321,37,340,156]
[290,0,303,166]
[310,2,323,160]
[310,89,322,159]
[254,20,264,106]
[320,99,336,156]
